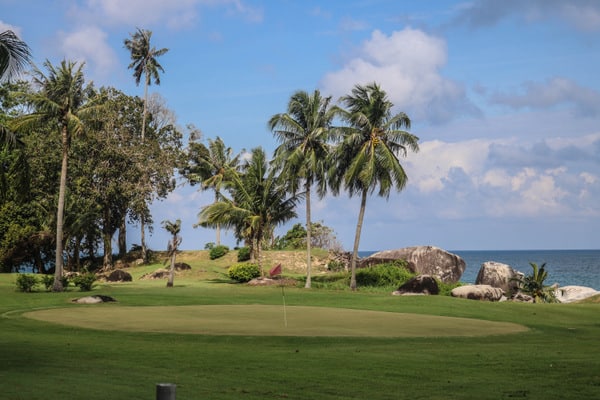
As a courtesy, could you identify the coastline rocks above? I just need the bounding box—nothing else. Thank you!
[360,246,465,283]
[393,275,440,296]
[451,285,504,301]
[556,286,600,303]
[475,262,522,295]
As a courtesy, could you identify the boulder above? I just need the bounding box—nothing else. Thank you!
[451,285,504,301]
[73,295,116,304]
[360,246,465,283]
[106,269,133,282]
[475,261,522,294]
[140,268,170,280]
[555,286,600,303]
[174,262,191,271]
[393,275,440,295]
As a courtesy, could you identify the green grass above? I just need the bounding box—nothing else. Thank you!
[1,263,600,400]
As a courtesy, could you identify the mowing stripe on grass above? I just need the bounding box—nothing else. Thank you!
[24,305,528,337]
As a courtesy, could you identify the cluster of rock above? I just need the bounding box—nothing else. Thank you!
[370,246,599,303]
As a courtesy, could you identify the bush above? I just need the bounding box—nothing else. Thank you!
[15,274,38,292]
[72,272,97,292]
[355,261,414,287]
[40,274,69,291]
[327,260,345,272]
[209,245,229,260]
[228,262,261,283]
[237,246,251,262]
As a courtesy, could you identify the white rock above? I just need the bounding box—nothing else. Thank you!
[555,286,599,303]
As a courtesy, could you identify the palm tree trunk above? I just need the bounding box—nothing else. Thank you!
[167,239,175,287]
[53,124,68,292]
[349,189,368,291]
[304,184,312,289]
[118,214,127,257]
[139,72,149,263]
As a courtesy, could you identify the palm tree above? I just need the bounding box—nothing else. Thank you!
[0,30,31,82]
[124,28,168,263]
[330,82,419,290]
[162,219,182,288]
[269,89,338,288]
[183,136,240,246]
[198,147,300,276]
[514,262,557,303]
[1,30,31,148]
[11,60,99,291]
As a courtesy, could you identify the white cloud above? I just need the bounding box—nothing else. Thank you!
[59,26,119,80]
[0,20,23,36]
[320,28,479,123]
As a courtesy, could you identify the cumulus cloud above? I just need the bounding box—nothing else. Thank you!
[58,26,119,80]
[401,133,600,219]
[489,77,600,117]
[0,21,23,36]
[453,0,600,32]
[320,28,480,123]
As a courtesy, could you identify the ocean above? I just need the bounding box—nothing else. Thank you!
[359,249,600,290]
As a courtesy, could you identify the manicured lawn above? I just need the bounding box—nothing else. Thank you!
[1,267,599,400]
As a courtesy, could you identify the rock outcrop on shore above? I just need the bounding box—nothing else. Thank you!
[361,246,465,283]
[475,261,522,295]
[451,285,504,301]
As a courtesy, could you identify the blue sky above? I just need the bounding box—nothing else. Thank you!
[3,0,600,251]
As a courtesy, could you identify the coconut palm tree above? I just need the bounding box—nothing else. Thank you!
[514,262,558,303]
[11,60,99,291]
[162,219,182,288]
[198,147,300,276]
[0,30,31,82]
[330,82,419,290]
[183,136,240,246]
[123,27,168,263]
[269,89,338,288]
[1,30,31,148]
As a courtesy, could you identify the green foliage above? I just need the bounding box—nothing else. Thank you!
[237,246,251,262]
[326,260,345,272]
[354,261,414,288]
[41,274,54,291]
[72,272,97,292]
[15,274,37,292]
[227,262,260,283]
[209,244,229,260]
[204,242,215,250]
[274,223,306,249]
[437,280,463,296]
[514,262,558,303]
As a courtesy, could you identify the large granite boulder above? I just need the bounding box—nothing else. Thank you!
[555,286,600,303]
[451,285,504,301]
[393,275,440,295]
[360,246,465,283]
[476,261,522,295]
[106,269,133,282]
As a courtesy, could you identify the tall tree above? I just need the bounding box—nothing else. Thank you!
[11,60,99,291]
[330,83,419,290]
[198,147,299,275]
[1,30,31,147]
[124,28,168,263]
[162,219,182,288]
[181,136,240,246]
[269,89,337,288]
[0,30,31,82]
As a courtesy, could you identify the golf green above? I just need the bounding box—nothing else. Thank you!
[25,305,528,337]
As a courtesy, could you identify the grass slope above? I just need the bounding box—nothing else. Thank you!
[1,252,599,399]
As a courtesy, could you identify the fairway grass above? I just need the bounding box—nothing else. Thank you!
[24,305,528,337]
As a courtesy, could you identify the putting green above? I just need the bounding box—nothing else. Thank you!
[25,305,527,337]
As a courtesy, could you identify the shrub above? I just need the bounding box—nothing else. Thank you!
[327,260,345,272]
[72,272,97,291]
[237,246,251,262]
[228,262,261,283]
[355,261,414,287]
[15,274,38,292]
[41,274,69,290]
[209,245,229,260]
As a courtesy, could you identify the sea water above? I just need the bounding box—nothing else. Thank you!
[359,249,600,290]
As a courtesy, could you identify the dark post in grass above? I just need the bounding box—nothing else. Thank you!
[156,383,176,400]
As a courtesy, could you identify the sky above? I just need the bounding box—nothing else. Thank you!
[2,0,600,251]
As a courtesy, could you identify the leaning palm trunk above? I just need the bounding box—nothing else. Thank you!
[167,245,176,287]
[53,124,69,291]
[305,184,312,288]
[349,189,368,291]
